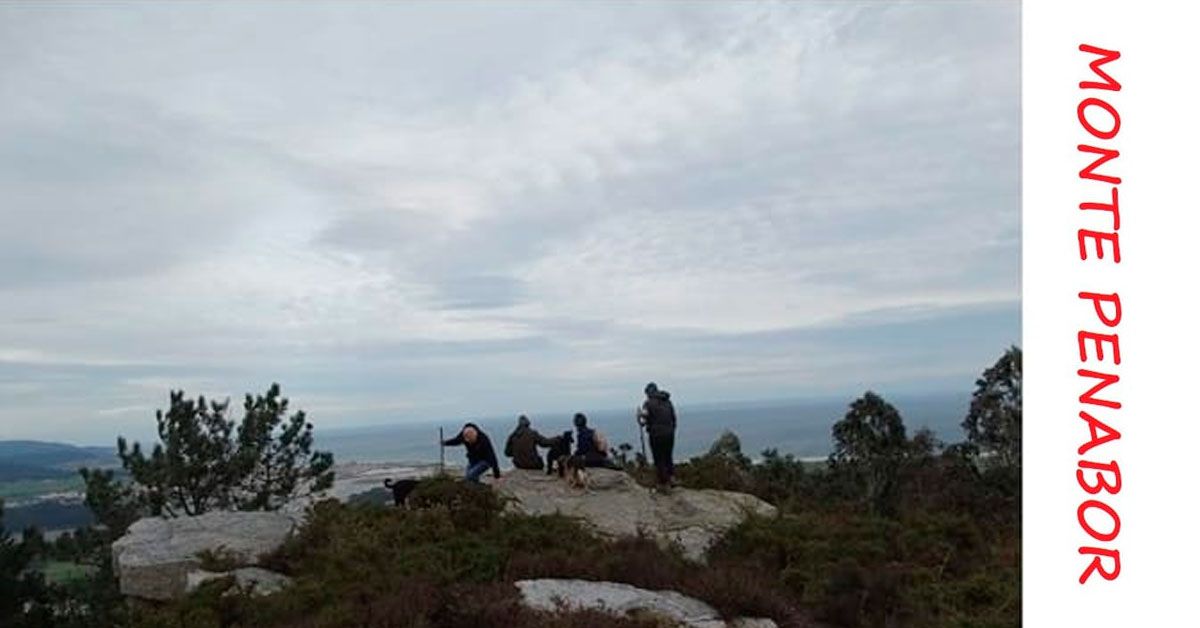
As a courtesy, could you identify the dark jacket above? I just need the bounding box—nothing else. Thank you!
[443,423,501,478]
[575,425,597,457]
[505,425,551,470]
[641,390,677,438]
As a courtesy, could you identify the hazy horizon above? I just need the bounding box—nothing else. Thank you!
[0,2,1019,443]
[6,388,974,451]
[3,390,972,462]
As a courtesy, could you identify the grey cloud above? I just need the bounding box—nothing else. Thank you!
[0,2,1019,442]
[431,275,529,311]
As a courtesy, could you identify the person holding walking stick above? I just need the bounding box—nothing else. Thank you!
[634,406,648,466]
[441,422,501,484]
[638,382,677,493]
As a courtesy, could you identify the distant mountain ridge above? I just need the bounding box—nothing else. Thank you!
[0,440,116,481]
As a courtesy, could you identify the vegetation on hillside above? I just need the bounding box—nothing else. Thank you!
[1,500,53,628]
[0,348,1020,628]
[86,383,335,525]
[673,347,1021,626]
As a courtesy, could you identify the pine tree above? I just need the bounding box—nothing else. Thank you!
[829,391,909,515]
[231,384,334,511]
[962,346,1022,470]
[87,384,335,520]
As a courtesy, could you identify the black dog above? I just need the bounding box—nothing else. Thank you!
[383,478,420,507]
[545,430,574,477]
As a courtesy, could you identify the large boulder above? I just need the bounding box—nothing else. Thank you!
[112,510,296,600]
[496,469,775,561]
[516,579,777,628]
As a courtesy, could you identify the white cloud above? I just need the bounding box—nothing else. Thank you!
[0,2,1019,442]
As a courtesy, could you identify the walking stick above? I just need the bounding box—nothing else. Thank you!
[438,427,445,475]
[635,406,647,466]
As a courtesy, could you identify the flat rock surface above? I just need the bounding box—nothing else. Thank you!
[516,578,777,628]
[497,469,775,561]
[112,510,296,600]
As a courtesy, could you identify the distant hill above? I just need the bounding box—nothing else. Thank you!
[0,440,116,481]
[0,461,73,481]
[1,498,95,533]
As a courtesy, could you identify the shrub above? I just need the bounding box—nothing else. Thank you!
[710,510,1014,627]
[676,430,754,493]
[134,493,776,628]
[750,449,809,506]
[408,475,506,532]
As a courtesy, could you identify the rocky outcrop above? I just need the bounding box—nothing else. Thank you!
[516,579,777,628]
[112,465,774,601]
[496,469,775,562]
[111,510,295,600]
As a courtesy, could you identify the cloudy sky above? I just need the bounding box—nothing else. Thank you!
[0,2,1019,444]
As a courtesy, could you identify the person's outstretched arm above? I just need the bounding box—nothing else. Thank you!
[443,431,464,446]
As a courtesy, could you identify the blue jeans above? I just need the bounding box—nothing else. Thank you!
[465,460,492,483]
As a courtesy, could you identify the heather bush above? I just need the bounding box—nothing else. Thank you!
[131,491,805,628]
[710,510,1014,627]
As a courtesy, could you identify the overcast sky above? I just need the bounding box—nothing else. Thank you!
[0,2,1019,444]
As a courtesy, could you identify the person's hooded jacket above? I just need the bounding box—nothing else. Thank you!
[641,389,677,438]
[443,422,501,478]
[572,413,601,457]
[505,417,552,470]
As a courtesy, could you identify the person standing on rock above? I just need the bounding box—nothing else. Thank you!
[638,382,677,491]
[441,422,501,483]
[504,414,554,471]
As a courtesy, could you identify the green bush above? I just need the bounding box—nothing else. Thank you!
[710,510,1015,627]
[407,475,507,532]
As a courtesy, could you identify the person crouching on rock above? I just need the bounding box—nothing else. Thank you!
[442,422,501,483]
[573,412,619,469]
[638,382,677,491]
[504,414,553,471]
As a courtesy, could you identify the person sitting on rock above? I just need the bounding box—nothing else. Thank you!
[504,414,554,471]
[572,412,619,469]
[441,422,501,483]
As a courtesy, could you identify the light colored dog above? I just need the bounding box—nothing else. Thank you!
[563,454,590,489]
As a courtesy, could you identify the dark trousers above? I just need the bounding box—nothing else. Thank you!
[648,430,675,485]
[583,451,620,469]
[512,456,544,471]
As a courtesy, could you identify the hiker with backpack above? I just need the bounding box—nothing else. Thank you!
[572,412,619,469]
[442,422,501,483]
[504,414,555,471]
[638,382,677,491]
